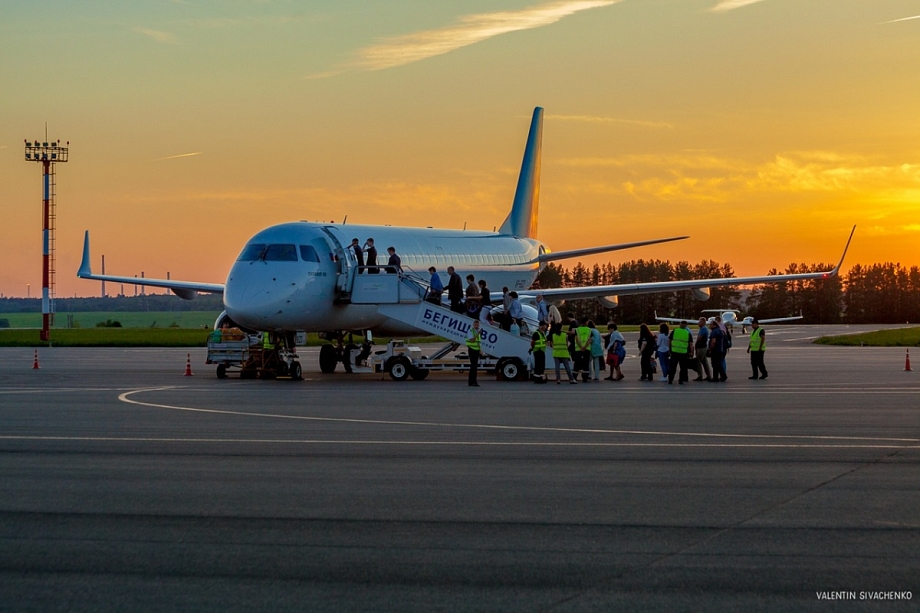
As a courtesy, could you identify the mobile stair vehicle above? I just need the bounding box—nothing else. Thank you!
[322,272,538,381]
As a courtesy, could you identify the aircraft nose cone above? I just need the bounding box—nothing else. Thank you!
[225,263,299,328]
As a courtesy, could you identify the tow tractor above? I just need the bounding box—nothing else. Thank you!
[207,330,304,380]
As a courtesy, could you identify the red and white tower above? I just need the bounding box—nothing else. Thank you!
[24,137,69,343]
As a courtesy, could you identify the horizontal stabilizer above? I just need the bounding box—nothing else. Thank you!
[77,231,224,299]
[537,236,688,264]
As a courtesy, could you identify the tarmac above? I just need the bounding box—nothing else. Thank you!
[1,324,918,612]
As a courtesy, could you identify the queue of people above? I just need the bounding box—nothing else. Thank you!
[358,245,770,386]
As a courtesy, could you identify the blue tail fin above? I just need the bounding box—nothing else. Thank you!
[498,107,543,238]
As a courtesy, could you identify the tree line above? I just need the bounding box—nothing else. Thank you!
[533,260,920,325]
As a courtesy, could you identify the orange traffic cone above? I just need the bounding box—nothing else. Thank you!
[906,349,912,372]
[183,353,194,376]
[31,350,40,370]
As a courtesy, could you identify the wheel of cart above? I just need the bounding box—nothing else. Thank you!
[216,364,228,379]
[319,344,337,373]
[387,355,412,381]
[496,357,527,381]
[289,361,303,381]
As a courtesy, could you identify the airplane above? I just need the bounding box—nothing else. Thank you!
[78,106,855,373]
[655,309,804,334]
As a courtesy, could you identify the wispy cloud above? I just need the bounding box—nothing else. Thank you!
[316,0,619,77]
[154,152,202,161]
[549,114,673,129]
[132,27,178,44]
[881,14,920,25]
[557,151,920,204]
[710,0,769,12]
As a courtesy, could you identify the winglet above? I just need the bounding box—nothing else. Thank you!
[498,107,543,238]
[78,230,93,277]
[830,225,856,275]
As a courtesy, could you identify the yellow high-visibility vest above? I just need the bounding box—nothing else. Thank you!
[551,333,571,359]
[466,328,481,351]
[671,327,691,354]
[749,328,766,351]
[533,331,546,352]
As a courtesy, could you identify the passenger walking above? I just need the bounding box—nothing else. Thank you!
[549,324,577,384]
[588,321,605,381]
[638,324,656,381]
[667,320,693,385]
[465,275,481,317]
[363,238,378,273]
[501,287,512,331]
[477,279,492,324]
[574,319,592,382]
[693,317,712,381]
[466,319,482,387]
[708,320,728,382]
[535,295,549,325]
[350,238,365,270]
[547,303,562,327]
[447,266,464,313]
[530,321,549,384]
[508,292,524,334]
[747,319,768,379]
[605,322,626,380]
[427,267,444,305]
[656,323,671,382]
[385,247,402,274]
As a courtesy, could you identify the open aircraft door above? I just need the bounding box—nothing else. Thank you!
[321,226,357,300]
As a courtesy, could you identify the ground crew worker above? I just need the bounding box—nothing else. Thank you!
[574,320,592,382]
[549,324,577,384]
[466,319,482,387]
[747,319,768,379]
[531,321,549,384]
[667,320,693,385]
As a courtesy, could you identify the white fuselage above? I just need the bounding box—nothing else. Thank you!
[223,222,545,335]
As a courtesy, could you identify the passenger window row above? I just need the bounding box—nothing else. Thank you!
[237,244,520,265]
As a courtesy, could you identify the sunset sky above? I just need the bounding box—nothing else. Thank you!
[2,0,919,298]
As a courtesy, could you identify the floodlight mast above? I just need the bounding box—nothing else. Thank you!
[24,138,69,343]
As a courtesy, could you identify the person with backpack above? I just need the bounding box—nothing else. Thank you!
[605,322,626,381]
[637,324,656,381]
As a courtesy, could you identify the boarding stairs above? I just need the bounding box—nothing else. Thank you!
[351,272,534,361]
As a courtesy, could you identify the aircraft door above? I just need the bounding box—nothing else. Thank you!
[321,226,355,298]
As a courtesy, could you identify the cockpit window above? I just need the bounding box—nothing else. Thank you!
[299,245,320,263]
[237,243,266,261]
[263,244,298,261]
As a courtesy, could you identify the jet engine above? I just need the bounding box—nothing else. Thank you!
[691,287,711,301]
[597,295,619,309]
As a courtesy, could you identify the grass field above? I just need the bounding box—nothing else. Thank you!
[814,327,920,347]
[0,311,221,330]
[0,328,210,347]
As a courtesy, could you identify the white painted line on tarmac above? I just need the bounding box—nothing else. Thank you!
[0,387,144,394]
[117,387,920,443]
[0,435,918,450]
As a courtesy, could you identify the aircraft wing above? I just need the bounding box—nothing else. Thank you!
[533,226,855,302]
[653,311,692,324]
[77,231,224,299]
[757,313,804,324]
[536,236,688,264]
